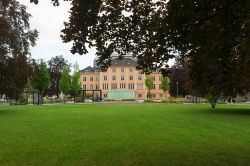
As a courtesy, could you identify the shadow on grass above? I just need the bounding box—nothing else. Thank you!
[0,110,18,116]
[212,107,250,116]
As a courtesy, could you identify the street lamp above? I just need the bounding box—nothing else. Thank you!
[176,82,179,98]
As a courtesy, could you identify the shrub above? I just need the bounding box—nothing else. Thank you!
[122,99,136,101]
[144,99,154,103]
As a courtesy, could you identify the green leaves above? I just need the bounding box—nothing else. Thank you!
[32,59,50,95]
[59,67,71,95]
[161,76,169,93]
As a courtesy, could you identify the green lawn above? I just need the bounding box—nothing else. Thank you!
[1,104,250,166]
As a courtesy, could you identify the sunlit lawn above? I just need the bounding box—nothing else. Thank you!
[0,104,250,166]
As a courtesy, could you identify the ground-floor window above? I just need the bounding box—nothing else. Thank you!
[104,94,108,98]
[152,94,156,98]
[159,94,163,98]
[138,94,142,98]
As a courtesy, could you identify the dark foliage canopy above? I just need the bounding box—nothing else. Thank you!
[32,0,250,101]
[0,0,38,99]
[47,55,71,97]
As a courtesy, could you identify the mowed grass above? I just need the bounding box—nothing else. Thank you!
[1,104,250,166]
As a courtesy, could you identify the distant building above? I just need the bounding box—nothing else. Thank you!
[80,53,169,100]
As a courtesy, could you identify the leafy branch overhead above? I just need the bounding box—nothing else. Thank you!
[31,0,250,107]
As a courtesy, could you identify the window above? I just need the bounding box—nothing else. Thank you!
[129,68,133,72]
[129,75,134,80]
[83,77,86,81]
[128,84,134,90]
[90,84,94,90]
[121,75,125,81]
[159,84,162,89]
[138,94,142,98]
[96,85,99,89]
[111,84,117,90]
[104,76,108,81]
[82,85,86,90]
[90,77,93,81]
[138,75,142,80]
[102,84,109,89]
[96,76,99,81]
[159,76,162,81]
[104,94,108,98]
[121,68,125,72]
[137,83,144,89]
[153,84,156,89]
[152,76,155,81]
[120,84,126,89]
[112,75,116,80]
[112,68,116,72]
[152,94,156,98]
[159,94,163,98]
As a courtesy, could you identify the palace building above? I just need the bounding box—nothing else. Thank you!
[80,53,169,100]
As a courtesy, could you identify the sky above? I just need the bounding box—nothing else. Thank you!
[18,0,174,69]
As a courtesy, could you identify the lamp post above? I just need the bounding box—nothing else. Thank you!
[176,82,179,98]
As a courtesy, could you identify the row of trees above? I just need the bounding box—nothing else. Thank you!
[31,58,81,104]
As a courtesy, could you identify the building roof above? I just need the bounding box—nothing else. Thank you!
[81,66,100,73]
[81,57,138,73]
[110,58,138,67]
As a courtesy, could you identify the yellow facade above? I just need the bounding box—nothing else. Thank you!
[80,58,169,100]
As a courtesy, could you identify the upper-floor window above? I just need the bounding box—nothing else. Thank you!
[112,68,116,72]
[137,83,144,89]
[121,75,125,81]
[120,84,126,89]
[104,76,108,81]
[90,77,93,81]
[159,84,162,89]
[159,76,162,81]
[96,84,99,89]
[121,68,125,72]
[138,75,142,80]
[90,84,94,90]
[96,76,99,81]
[152,76,155,81]
[153,84,156,89]
[129,75,134,80]
[102,84,109,90]
[112,75,116,80]
[82,85,86,90]
[129,68,133,72]
[111,84,117,90]
[83,77,86,81]
[128,84,134,89]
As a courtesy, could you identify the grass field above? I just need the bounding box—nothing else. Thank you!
[1,104,250,166]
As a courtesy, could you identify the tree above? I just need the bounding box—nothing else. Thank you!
[32,0,250,108]
[169,64,190,98]
[71,62,81,103]
[47,55,70,98]
[32,59,50,104]
[145,74,154,99]
[1,54,35,101]
[161,76,169,98]
[59,66,70,102]
[0,0,38,99]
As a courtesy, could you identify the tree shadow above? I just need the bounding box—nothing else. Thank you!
[212,107,250,116]
[0,109,18,116]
